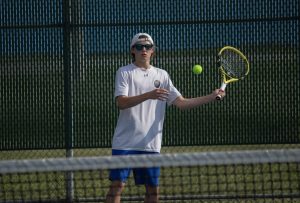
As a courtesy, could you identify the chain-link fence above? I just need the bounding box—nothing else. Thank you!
[1,0,299,159]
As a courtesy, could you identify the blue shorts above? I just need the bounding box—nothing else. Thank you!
[109,150,160,186]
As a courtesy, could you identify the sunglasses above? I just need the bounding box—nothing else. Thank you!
[134,44,154,51]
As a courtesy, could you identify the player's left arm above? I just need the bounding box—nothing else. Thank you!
[173,89,224,110]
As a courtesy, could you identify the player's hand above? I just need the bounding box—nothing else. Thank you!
[148,88,169,101]
[213,89,226,100]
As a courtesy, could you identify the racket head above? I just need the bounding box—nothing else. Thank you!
[218,46,250,81]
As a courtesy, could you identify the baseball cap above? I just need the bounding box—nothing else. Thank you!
[130,33,154,47]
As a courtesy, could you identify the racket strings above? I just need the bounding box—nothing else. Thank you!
[220,50,248,79]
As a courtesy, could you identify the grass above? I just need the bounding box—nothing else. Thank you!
[1,144,300,160]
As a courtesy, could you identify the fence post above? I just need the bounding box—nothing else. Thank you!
[63,0,74,202]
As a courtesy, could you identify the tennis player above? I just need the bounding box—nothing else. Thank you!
[105,33,225,203]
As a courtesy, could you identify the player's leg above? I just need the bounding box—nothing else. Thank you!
[134,166,160,203]
[145,185,159,203]
[105,180,125,203]
[106,150,132,203]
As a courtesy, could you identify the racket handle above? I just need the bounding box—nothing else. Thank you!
[216,83,227,100]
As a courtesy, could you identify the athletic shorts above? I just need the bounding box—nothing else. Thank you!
[109,149,160,186]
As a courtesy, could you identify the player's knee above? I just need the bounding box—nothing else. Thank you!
[145,185,159,200]
[108,181,125,195]
[105,182,124,203]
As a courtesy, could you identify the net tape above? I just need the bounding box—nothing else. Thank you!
[1,148,299,174]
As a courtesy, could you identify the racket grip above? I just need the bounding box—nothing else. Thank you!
[216,83,227,100]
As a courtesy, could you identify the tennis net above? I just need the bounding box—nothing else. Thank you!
[0,149,299,203]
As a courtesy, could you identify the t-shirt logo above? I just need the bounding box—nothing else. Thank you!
[154,80,161,88]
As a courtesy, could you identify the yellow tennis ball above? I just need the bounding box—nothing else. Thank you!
[193,65,203,74]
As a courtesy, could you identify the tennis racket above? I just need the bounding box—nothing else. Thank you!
[216,46,250,100]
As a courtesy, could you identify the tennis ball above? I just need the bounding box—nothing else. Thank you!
[193,64,203,74]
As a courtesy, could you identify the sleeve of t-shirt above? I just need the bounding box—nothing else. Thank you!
[166,77,182,106]
[114,68,128,98]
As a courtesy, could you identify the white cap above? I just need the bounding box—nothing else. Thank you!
[130,33,154,47]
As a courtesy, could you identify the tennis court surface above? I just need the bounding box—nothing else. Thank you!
[1,148,299,203]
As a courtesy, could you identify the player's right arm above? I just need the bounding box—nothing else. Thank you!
[116,89,169,110]
[172,89,224,110]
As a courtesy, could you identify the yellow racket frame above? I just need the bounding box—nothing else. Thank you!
[218,46,250,85]
[216,46,250,100]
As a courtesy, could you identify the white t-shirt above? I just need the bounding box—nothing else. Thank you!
[112,63,181,152]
